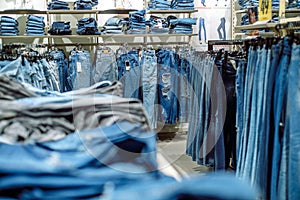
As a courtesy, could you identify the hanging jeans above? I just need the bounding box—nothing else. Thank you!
[93,47,117,84]
[68,50,92,90]
[141,50,158,129]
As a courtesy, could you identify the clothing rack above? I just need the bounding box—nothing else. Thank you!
[207,40,244,51]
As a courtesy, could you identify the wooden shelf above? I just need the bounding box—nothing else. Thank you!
[235,23,278,30]
[147,10,198,14]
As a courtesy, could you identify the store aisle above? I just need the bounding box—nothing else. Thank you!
[157,132,212,179]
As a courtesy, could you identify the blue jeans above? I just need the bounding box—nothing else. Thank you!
[0,16,18,25]
[286,42,300,200]
[68,50,92,90]
[141,50,158,129]
[217,17,226,40]
[199,17,207,41]
[93,47,117,84]
[270,38,291,200]
[50,50,68,92]
[117,50,141,99]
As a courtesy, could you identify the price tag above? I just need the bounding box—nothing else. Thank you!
[125,60,130,71]
[259,0,272,21]
[103,49,109,54]
[77,62,82,73]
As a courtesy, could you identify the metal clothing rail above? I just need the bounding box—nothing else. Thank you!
[207,40,244,51]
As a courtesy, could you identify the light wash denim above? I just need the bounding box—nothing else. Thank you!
[198,17,207,41]
[68,50,92,90]
[141,50,158,129]
[93,47,117,84]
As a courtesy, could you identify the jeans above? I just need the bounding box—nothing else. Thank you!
[68,50,92,90]
[116,50,141,99]
[217,17,226,40]
[148,0,171,10]
[286,42,300,200]
[0,16,19,35]
[74,1,93,10]
[141,50,158,129]
[156,49,178,124]
[0,16,18,25]
[48,0,70,10]
[48,22,72,35]
[77,18,99,35]
[198,17,207,41]
[50,50,68,92]
[93,47,118,83]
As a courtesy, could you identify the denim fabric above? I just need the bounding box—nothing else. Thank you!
[68,50,92,90]
[26,15,45,36]
[156,49,178,124]
[148,0,171,10]
[286,42,300,200]
[48,21,72,35]
[116,49,141,99]
[169,17,196,34]
[50,50,68,92]
[77,18,100,35]
[93,47,117,83]
[74,0,98,10]
[127,10,146,34]
[171,0,195,10]
[110,174,256,200]
[217,17,226,40]
[48,0,70,10]
[0,121,164,199]
[0,16,19,36]
[141,50,158,129]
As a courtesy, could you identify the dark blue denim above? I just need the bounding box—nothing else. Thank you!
[77,18,100,35]
[148,0,171,10]
[48,21,72,35]
[127,10,146,34]
[48,0,70,10]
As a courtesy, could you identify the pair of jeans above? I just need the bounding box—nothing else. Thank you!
[271,37,292,200]
[141,50,158,129]
[146,15,169,28]
[48,0,70,10]
[217,17,226,40]
[171,0,194,9]
[128,10,146,33]
[156,49,178,124]
[102,18,124,34]
[48,21,72,35]
[116,50,141,99]
[285,42,300,200]
[68,50,92,90]
[93,47,117,84]
[77,18,99,35]
[50,50,69,92]
[198,17,207,41]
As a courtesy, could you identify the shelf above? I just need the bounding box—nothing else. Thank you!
[99,9,137,14]
[147,10,198,14]
[0,9,47,14]
[0,33,197,39]
[235,8,300,14]
[47,10,98,14]
[235,23,277,30]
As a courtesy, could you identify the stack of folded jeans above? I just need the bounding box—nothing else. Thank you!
[26,15,45,36]
[171,0,194,10]
[48,0,70,10]
[101,17,128,34]
[169,17,196,34]
[146,15,169,34]
[287,0,300,8]
[0,16,19,36]
[127,10,146,34]
[76,17,100,35]
[238,0,259,9]
[74,0,98,10]
[48,21,72,35]
[148,0,171,10]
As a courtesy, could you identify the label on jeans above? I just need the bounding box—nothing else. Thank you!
[125,60,130,71]
[77,62,82,73]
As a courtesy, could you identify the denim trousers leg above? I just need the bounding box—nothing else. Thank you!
[141,50,158,129]
[271,38,291,200]
[287,42,300,200]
